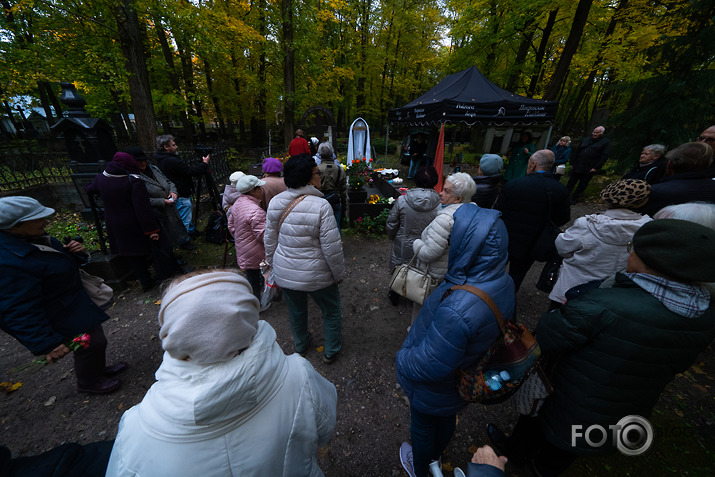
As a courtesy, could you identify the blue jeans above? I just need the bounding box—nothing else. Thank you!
[175,196,195,236]
[408,158,423,179]
[282,284,343,357]
[410,407,457,477]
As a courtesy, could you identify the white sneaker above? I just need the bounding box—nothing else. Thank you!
[400,442,417,477]
[259,301,271,313]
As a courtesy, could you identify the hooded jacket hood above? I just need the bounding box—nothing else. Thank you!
[135,322,288,442]
[445,203,509,285]
[585,209,648,246]
[405,188,441,212]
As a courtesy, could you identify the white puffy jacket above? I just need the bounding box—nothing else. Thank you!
[264,186,345,291]
[549,208,652,303]
[105,321,337,477]
[412,203,462,281]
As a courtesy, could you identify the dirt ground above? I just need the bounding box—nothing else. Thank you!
[1,202,713,476]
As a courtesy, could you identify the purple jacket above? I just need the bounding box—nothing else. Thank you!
[85,153,160,256]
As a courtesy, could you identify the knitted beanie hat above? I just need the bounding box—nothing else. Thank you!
[633,219,715,282]
[478,154,503,176]
[0,196,55,230]
[158,271,260,365]
[262,157,283,174]
[600,179,651,210]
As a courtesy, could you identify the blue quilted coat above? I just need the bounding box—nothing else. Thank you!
[396,204,515,416]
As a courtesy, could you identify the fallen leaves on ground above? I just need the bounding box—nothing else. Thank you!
[0,381,22,393]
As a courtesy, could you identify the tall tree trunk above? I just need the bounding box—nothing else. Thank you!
[563,0,628,129]
[527,8,558,97]
[174,35,197,144]
[37,81,55,126]
[109,86,135,142]
[355,0,370,114]
[154,17,193,142]
[113,0,157,154]
[543,0,594,100]
[505,18,536,92]
[254,0,268,147]
[201,57,226,138]
[282,0,295,148]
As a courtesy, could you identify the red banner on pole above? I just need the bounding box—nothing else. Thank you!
[434,123,445,193]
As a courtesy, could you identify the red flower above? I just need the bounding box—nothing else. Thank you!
[71,333,91,350]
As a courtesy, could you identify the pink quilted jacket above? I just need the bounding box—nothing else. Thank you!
[228,194,266,270]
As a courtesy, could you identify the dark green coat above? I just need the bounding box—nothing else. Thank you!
[535,273,715,455]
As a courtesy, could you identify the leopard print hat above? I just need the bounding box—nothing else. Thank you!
[600,179,651,210]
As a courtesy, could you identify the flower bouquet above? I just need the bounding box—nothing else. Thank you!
[347,158,372,191]
[10,333,91,374]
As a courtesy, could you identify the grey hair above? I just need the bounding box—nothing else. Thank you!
[643,144,666,158]
[445,172,477,203]
[559,136,571,146]
[531,149,555,171]
[653,202,715,231]
[156,134,175,150]
[318,141,334,160]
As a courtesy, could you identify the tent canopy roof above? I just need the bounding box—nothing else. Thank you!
[388,66,558,126]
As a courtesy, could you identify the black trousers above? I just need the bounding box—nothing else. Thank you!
[73,325,107,386]
[507,415,578,476]
[508,256,535,293]
[245,269,264,301]
[565,171,594,201]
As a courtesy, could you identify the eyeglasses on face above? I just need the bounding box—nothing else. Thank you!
[697,135,715,143]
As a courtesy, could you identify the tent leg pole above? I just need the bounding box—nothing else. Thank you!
[385,122,390,160]
[545,124,554,148]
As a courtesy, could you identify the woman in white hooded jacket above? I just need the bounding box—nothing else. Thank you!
[548,179,652,307]
[106,270,337,477]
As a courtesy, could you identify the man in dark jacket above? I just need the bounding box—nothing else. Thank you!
[488,219,715,475]
[495,150,570,291]
[154,135,210,250]
[639,142,715,216]
[566,126,611,204]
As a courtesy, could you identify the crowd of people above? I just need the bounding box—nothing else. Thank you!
[1,126,714,476]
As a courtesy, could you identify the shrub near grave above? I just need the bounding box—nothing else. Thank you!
[351,208,391,235]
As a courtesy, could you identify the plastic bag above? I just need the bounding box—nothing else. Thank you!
[260,261,282,310]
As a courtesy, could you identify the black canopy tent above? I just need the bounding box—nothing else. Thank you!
[387,66,558,126]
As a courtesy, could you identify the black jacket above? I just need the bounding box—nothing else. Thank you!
[621,158,667,184]
[495,172,570,259]
[154,151,210,197]
[639,170,715,216]
[571,136,611,173]
[536,274,715,454]
[472,174,501,209]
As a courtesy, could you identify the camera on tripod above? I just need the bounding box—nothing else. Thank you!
[195,145,213,157]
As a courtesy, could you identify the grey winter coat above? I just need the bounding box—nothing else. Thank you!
[264,186,345,292]
[137,165,188,247]
[386,188,440,270]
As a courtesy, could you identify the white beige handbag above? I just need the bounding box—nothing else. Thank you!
[389,255,439,305]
